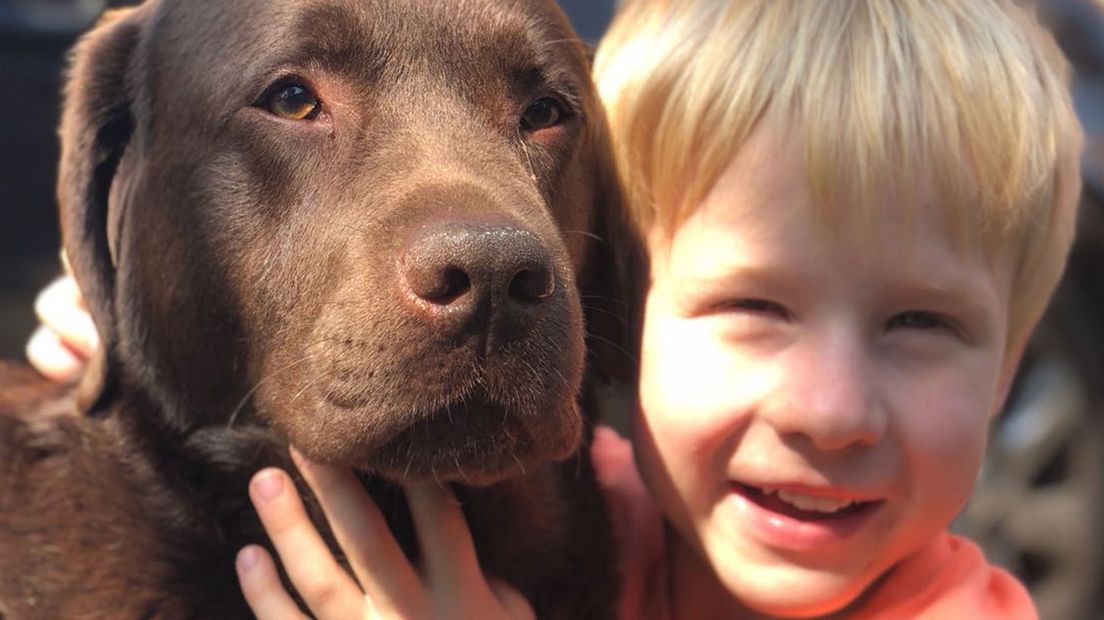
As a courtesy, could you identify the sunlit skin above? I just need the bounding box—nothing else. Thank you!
[633,121,1022,618]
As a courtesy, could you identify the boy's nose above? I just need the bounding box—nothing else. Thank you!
[761,333,886,450]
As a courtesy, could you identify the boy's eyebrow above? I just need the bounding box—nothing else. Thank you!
[887,277,1000,320]
[673,261,1002,320]
[668,263,800,301]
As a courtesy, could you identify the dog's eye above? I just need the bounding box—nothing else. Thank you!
[264,83,322,121]
[520,97,567,132]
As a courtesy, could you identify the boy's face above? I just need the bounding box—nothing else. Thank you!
[634,124,1019,616]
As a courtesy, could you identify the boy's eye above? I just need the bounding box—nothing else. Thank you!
[724,298,790,319]
[887,311,948,331]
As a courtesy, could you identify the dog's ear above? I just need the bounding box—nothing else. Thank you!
[58,8,145,414]
[579,115,647,405]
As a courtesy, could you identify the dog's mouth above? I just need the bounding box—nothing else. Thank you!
[375,397,527,473]
[352,393,581,485]
[268,299,586,485]
[284,379,582,486]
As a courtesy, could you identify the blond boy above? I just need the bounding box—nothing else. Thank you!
[588,0,1082,617]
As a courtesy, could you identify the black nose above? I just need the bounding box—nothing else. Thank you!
[401,221,556,339]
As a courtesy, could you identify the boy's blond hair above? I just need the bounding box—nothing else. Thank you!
[595,0,1083,350]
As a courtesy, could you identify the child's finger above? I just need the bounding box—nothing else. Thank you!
[25,325,84,382]
[291,450,426,617]
[59,248,72,277]
[33,276,98,357]
[248,468,365,618]
[236,545,310,620]
[488,578,537,620]
[404,481,490,597]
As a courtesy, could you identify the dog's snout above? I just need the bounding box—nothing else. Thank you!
[401,222,557,336]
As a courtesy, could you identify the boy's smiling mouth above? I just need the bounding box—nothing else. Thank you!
[728,482,886,550]
[766,487,863,515]
[735,484,876,521]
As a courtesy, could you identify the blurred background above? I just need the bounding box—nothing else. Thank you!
[0,1,1101,618]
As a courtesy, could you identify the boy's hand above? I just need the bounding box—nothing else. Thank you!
[26,274,96,382]
[238,450,535,620]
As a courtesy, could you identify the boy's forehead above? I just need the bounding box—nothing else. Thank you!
[646,119,1020,304]
[657,156,1015,324]
[688,119,978,248]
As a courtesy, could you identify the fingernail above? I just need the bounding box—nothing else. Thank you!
[252,469,284,501]
[237,546,259,573]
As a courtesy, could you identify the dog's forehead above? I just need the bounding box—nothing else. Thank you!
[150,0,584,92]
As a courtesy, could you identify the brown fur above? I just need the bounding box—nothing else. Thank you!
[0,1,642,618]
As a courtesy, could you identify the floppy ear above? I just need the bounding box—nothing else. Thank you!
[58,8,144,415]
[579,113,647,401]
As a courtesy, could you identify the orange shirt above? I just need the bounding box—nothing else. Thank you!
[591,427,1038,619]
[848,532,1036,619]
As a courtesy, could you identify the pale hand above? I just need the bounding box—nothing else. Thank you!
[238,450,535,620]
[26,274,96,382]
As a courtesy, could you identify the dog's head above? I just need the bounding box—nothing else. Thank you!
[59,0,638,484]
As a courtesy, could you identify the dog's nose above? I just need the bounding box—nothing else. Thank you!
[401,221,557,337]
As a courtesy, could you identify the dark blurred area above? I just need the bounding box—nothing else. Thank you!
[0,2,96,355]
[0,1,1101,619]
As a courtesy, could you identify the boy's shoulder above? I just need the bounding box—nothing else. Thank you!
[853,531,1037,619]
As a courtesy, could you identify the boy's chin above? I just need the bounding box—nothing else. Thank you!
[711,553,883,618]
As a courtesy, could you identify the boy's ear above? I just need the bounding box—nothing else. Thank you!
[58,7,145,415]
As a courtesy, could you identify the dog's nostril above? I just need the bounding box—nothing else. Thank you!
[509,266,555,304]
[412,266,472,304]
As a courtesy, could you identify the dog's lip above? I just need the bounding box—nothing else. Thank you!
[364,395,542,478]
[323,388,527,441]
[398,395,523,438]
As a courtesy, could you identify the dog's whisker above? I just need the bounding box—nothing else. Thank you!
[510,446,527,476]
[549,365,570,394]
[283,350,351,411]
[314,300,371,309]
[517,358,545,394]
[517,128,538,181]
[452,452,473,486]
[580,294,631,308]
[559,229,604,242]
[226,351,321,428]
[580,304,629,322]
[539,37,583,48]
[289,370,326,405]
[585,331,639,365]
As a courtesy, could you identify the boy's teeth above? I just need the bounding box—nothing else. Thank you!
[766,488,856,513]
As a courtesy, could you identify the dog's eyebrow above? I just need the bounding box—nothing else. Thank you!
[279,4,387,82]
[511,65,583,114]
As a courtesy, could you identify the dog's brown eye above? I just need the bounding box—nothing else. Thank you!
[521,97,566,132]
[265,84,321,121]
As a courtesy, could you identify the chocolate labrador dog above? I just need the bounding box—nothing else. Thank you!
[0,0,641,617]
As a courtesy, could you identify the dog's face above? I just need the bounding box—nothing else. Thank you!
[61,0,628,484]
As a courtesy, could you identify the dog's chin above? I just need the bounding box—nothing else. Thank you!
[284,396,583,486]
